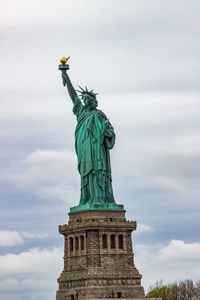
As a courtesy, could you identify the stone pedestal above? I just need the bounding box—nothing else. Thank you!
[56,210,145,299]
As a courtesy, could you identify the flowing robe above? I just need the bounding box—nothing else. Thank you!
[73,97,115,205]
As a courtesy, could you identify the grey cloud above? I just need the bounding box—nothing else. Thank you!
[1,0,199,93]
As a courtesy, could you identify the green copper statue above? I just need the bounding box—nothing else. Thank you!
[58,57,123,212]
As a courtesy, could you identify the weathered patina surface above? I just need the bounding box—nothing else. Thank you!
[59,60,123,212]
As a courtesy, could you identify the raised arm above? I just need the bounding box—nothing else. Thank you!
[61,71,77,104]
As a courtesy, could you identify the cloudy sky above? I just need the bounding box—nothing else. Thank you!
[0,0,200,299]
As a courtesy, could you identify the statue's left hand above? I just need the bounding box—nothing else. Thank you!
[103,120,112,138]
[104,130,112,138]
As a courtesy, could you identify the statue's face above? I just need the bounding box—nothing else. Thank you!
[82,94,94,107]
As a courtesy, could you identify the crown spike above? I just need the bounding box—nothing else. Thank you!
[76,86,98,99]
[77,85,84,91]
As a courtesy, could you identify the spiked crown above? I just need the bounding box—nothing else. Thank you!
[77,86,98,99]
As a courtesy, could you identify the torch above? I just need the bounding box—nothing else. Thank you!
[58,56,70,86]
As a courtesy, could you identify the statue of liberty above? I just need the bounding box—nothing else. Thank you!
[58,57,123,212]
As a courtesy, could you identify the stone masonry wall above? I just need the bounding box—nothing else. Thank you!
[56,210,145,300]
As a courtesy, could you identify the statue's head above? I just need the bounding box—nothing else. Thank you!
[77,86,98,109]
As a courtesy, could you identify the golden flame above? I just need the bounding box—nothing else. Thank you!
[60,56,70,64]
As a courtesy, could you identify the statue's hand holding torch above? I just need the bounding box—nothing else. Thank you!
[58,56,70,86]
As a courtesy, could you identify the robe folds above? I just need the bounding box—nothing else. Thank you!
[73,97,115,205]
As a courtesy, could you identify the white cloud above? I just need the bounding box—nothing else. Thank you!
[158,240,200,262]
[18,150,79,203]
[21,231,49,239]
[0,230,49,247]
[135,240,200,291]
[21,150,76,185]
[0,230,24,247]
[0,247,62,299]
[0,247,62,278]
[136,224,153,234]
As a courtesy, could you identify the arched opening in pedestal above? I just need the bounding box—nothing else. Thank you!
[70,294,74,300]
[117,292,122,298]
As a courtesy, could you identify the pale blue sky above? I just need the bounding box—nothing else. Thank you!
[0,0,200,299]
